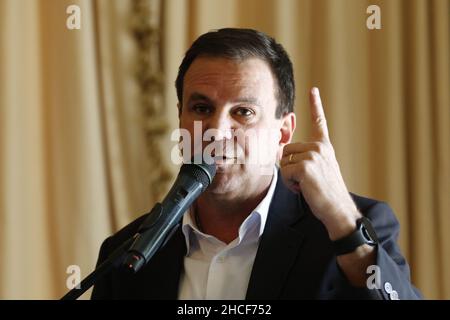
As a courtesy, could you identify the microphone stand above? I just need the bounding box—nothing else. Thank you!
[61,203,174,300]
[60,162,214,300]
[61,236,135,300]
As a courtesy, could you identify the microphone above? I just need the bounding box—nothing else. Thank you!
[122,161,216,273]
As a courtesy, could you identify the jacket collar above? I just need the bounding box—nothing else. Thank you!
[245,169,308,299]
[140,169,310,299]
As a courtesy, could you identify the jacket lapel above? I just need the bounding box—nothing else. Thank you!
[137,171,318,300]
[246,173,307,299]
[123,225,186,299]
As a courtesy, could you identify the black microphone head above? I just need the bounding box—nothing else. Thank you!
[180,162,216,191]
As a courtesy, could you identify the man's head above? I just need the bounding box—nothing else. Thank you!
[175,28,296,198]
[176,28,295,118]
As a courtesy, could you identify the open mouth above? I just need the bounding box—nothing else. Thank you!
[214,155,237,165]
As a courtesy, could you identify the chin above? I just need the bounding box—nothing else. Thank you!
[206,173,238,195]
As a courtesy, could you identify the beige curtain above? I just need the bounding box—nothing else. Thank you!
[0,0,108,299]
[0,0,449,299]
[0,0,170,299]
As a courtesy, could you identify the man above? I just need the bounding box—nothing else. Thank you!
[92,28,421,299]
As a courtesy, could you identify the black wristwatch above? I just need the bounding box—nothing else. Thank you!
[332,217,378,255]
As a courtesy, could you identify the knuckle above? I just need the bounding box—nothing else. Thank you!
[295,162,305,175]
[307,151,318,162]
[299,160,311,175]
[314,141,332,156]
[313,142,324,154]
[315,116,327,127]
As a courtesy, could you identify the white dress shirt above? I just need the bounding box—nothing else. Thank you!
[178,167,278,300]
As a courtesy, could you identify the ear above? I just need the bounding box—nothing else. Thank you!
[278,112,296,160]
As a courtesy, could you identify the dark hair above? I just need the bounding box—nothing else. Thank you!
[175,28,295,118]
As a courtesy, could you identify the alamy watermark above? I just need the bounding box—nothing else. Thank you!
[65,5,380,32]
[66,265,81,290]
[170,121,280,176]
[66,5,81,30]
[366,264,381,290]
[367,5,381,30]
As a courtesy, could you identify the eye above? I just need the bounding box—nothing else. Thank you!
[192,104,213,115]
[234,107,255,117]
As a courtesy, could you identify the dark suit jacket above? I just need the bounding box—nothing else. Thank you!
[91,172,422,300]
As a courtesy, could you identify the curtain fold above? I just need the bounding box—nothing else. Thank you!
[0,0,168,299]
[0,0,112,299]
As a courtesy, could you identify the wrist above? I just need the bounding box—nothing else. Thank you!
[323,209,361,241]
[326,217,358,241]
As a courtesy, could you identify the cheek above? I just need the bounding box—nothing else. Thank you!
[236,131,277,162]
[177,121,197,160]
[253,129,280,162]
[179,118,203,144]
[179,115,190,130]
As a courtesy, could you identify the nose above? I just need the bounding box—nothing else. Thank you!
[205,110,233,141]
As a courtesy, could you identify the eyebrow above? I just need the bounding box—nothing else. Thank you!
[187,93,214,104]
[187,92,262,106]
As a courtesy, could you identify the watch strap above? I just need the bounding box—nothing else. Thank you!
[332,218,377,255]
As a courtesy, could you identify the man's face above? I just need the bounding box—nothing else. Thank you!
[179,56,292,197]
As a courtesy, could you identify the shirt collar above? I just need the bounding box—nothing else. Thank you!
[252,166,277,236]
[181,166,278,255]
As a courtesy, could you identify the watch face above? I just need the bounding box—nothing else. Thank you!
[361,217,379,244]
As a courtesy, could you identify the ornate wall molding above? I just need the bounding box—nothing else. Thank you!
[130,0,172,201]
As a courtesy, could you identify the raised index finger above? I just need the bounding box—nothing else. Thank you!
[309,87,329,141]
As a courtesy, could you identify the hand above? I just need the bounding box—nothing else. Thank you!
[280,87,361,240]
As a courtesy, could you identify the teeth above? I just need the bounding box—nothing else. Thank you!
[214,156,236,164]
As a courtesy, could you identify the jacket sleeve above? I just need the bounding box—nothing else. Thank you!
[320,200,423,300]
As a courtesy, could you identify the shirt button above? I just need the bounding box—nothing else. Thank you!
[390,290,399,300]
[384,282,393,294]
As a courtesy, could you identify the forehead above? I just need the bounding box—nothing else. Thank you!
[183,57,276,102]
